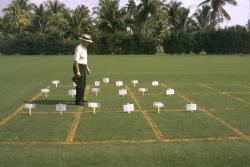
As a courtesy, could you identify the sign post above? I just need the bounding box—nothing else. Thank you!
[88,102,100,114]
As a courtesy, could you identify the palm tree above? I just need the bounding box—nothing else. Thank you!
[193,5,213,32]
[44,0,69,34]
[65,5,92,39]
[95,0,124,33]
[199,0,237,26]
[3,0,31,33]
[121,0,138,34]
[46,0,66,15]
[166,1,194,33]
[31,3,49,32]
[137,0,157,36]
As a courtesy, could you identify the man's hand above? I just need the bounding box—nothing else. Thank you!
[76,72,81,77]
[86,66,91,74]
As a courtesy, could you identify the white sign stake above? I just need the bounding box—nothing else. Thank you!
[103,78,110,84]
[52,80,60,88]
[24,103,36,115]
[152,81,159,87]
[56,103,66,116]
[116,81,123,87]
[41,88,50,98]
[186,103,197,112]
[153,102,164,114]
[68,89,76,97]
[88,102,100,114]
[139,88,148,96]
[95,81,100,87]
[132,80,139,87]
[92,87,100,96]
[166,88,175,96]
[119,89,128,96]
[123,103,134,114]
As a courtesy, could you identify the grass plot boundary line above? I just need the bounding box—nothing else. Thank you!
[126,85,165,141]
[0,85,50,127]
[200,84,250,105]
[65,86,90,144]
[0,136,247,145]
[161,83,248,140]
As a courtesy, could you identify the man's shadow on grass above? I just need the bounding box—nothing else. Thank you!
[27,100,76,106]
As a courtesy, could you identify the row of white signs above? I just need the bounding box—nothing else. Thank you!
[95,80,159,87]
[51,79,164,88]
[24,103,197,115]
[41,88,175,97]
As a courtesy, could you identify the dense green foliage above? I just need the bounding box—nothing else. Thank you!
[163,26,250,54]
[0,0,248,55]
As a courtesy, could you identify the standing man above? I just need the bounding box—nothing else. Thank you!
[72,34,93,105]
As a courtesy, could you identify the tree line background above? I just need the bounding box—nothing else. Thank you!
[0,0,250,55]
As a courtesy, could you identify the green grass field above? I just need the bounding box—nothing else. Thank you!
[0,55,250,167]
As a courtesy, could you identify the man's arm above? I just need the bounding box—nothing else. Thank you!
[74,61,81,77]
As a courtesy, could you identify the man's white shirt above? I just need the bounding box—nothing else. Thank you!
[74,44,87,65]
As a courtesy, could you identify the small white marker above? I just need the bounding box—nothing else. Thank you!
[103,78,110,84]
[73,82,77,87]
[153,102,164,114]
[186,103,197,112]
[68,89,76,97]
[132,80,139,87]
[88,102,100,114]
[56,103,66,115]
[139,88,148,96]
[116,81,123,87]
[119,89,128,96]
[123,103,134,114]
[41,88,50,98]
[52,80,60,87]
[24,103,36,115]
[166,88,175,96]
[94,81,100,87]
[91,87,100,96]
[152,81,159,86]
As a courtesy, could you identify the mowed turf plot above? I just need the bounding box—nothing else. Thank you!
[0,55,250,167]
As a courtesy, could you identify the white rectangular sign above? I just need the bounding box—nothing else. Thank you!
[186,104,197,112]
[116,81,123,87]
[166,88,175,96]
[132,80,139,87]
[68,89,76,97]
[24,103,36,109]
[41,88,50,98]
[56,104,66,112]
[152,81,159,86]
[139,88,148,92]
[123,103,134,114]
[103,78,110,84]
[119,89,128,96]
[41,88,50,93]
[88,102,100,108]
[92,87,100,96]
[24,103,36,115]
[153,102,164,108]
[94,81,100,87]
[52,80,60,87]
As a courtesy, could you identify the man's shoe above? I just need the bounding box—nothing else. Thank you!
[75,102,84,106]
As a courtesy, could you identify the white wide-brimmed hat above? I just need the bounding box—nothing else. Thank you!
[79,34,93,43]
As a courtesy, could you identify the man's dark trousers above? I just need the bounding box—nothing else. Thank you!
[73,64,86,104]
